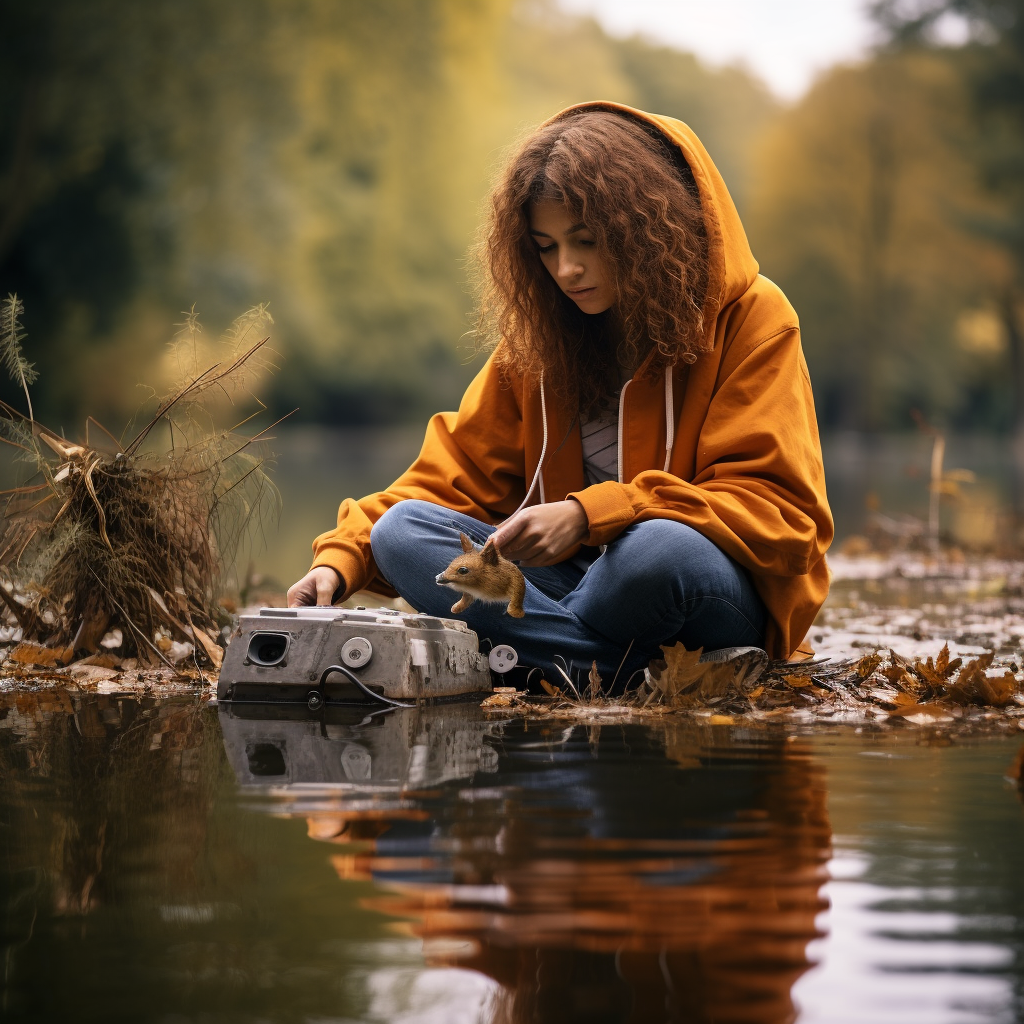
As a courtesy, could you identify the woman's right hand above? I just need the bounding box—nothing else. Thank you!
[287,567,342,607]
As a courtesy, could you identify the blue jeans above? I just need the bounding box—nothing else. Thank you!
[369,500,766,686]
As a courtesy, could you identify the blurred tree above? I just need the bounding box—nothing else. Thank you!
[747,50,1010,432]
[0,0,776,428]
[874,1,1024,446]
[610,37,777,212]
[0,0,284,424]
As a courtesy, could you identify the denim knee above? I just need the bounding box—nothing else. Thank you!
[610,519,712,574]
[370,499,435,566]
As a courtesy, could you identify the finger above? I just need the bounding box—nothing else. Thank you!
[491,512,528,551]
[506,535,549,563]
[499,529,541,562]
[315,577,335,606]
[286,582,306,608]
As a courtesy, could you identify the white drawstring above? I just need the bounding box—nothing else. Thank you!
[516,365,672,514]
[616,378,631,483]
[512,371,549,516]
[663,366,675,472]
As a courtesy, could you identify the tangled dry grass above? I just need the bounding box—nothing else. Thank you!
[0,295,282,674]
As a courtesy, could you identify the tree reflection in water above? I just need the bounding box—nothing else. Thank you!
[239,708,832,1023]
[0,694,829,1022]
[0,690,218,921]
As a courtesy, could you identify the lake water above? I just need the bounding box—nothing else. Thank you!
[2,692,1023,1023]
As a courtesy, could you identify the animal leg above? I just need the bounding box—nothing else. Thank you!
[451,594,474,614]
[506,574,526,618]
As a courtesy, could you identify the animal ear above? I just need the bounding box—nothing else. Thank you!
[459,532,474,554]
[481,538,499,565]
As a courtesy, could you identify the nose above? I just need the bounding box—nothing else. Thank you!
[556,249,583,283]
[435,572,447,585]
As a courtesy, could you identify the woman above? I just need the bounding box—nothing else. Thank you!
[287,102,833,684]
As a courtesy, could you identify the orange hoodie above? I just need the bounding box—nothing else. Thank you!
[310,101,833,659]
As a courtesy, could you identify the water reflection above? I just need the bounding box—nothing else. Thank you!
[5,691,1019,1021]
[0,691,216,920]
[224,705,831,1022]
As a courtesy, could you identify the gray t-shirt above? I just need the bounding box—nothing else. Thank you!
[581,392,620,486]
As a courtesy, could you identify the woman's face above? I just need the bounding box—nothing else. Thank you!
[528,199,616,315]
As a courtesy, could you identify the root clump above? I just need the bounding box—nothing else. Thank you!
[0,296,282,678]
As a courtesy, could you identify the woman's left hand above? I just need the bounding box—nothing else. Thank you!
[491,500,589,566]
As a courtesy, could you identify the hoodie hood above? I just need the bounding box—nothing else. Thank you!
[547,101,762,344]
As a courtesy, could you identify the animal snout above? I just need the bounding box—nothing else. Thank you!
[435,572,449,585]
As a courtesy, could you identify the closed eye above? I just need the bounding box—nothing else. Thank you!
[536,243,556,254]
[457,566,470,575]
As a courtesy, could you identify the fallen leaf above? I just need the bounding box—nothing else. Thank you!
[943,653,1019,707]
[8,641,73,667]
[913,643,962,689]
[481,691,518,708]
[67,664,119,683]
[652,645,704,699]
[709,714,734,725]
[785,675,814,688]
[888,700,959,721]
[854,653,883,678]
[891,690,920,708]
[587,661,602,701]
[192,627,223,670]
[75,652,122,668]
[903,708,958,725]
[539,679,563,698]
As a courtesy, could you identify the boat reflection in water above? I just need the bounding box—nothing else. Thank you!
[221,702,831,1023]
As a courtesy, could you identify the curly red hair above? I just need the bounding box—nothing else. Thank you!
[476,109,711,413]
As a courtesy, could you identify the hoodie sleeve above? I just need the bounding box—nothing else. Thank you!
[569,326,833,578]
[310,353,528,599]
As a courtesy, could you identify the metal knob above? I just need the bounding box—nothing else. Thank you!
[341,636,373,668]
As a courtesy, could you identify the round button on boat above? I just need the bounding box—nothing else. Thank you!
[488,644,518,674]
[341,636,373,668]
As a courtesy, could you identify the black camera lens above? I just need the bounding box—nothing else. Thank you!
[247,631,290,667]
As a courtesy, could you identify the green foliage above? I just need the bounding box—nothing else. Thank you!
[0,0,776,428]
[10,0,1024,435]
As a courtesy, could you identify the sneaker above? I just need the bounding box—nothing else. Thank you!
[698,645,767,665]
[698,646,768,688]
[645,646,768,702]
